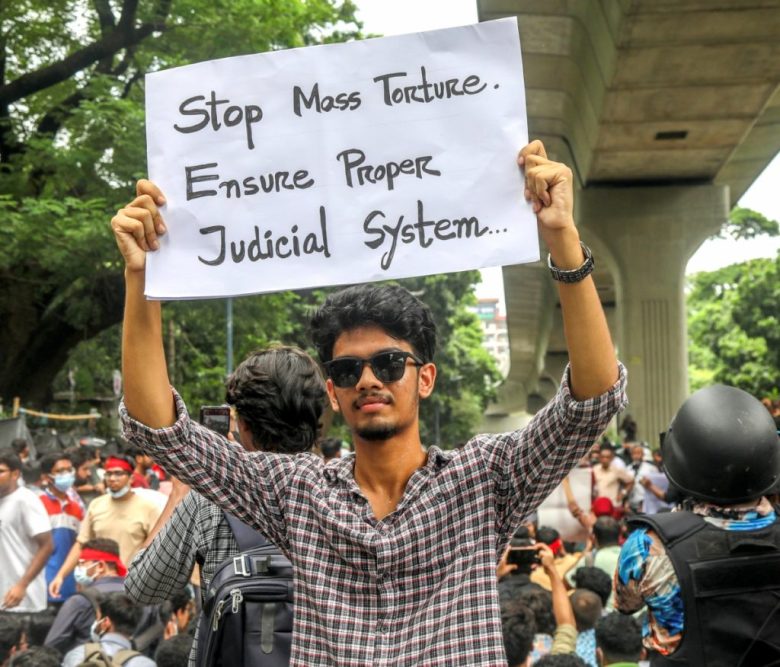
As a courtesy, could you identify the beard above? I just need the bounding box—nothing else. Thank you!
[356,423,401,441]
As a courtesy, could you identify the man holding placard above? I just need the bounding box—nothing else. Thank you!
[114,132,626,663]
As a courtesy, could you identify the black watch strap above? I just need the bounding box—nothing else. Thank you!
[547,242,594,283]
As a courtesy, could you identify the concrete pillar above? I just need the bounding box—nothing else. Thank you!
[579,184,728,445]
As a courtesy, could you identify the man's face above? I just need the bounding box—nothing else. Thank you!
[631,446,644,463]
[103,466,131,493]
[598,449,614,469]
[0,464,19,497]
[325,326,436,443]
[77,462,92,482]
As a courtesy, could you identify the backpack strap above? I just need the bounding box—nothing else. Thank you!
[82,642,104,658]
[79,586,102,617]
[628,510,706,547]
[113,648,143,665]
[224,511,269,552]
[130,619,164,653]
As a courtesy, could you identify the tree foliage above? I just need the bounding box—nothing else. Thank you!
[713,206,780,241]
[687,251,780,398]
[0,0,361,405]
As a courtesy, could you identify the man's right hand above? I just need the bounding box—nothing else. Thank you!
[48,575,64,599]
[111,179,167,273]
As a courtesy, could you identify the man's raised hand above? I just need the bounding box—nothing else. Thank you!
[517,140,575,236]
[111,179,167,273]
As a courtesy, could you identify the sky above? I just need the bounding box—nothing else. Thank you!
[353,0,780,309]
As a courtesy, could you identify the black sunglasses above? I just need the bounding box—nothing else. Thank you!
[324,350,424,388]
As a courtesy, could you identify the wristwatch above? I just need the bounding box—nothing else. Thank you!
[547,242,594,283]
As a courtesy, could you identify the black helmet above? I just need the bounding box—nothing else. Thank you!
[662,385,780,504]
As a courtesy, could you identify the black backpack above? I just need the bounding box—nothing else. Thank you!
[196,512,294,667]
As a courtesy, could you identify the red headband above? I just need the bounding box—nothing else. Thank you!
[547,538,563,556]
[80,548,127,577]
[104,457,133,473]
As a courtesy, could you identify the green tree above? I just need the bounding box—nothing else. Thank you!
[687,252,780,397]
[0,0,360,406]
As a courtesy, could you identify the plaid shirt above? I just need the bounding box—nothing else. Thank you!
[125,491,240,665]
[120,364,626,666]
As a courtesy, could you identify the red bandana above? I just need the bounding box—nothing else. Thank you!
[80,548,127,577]
[104,457,133,473]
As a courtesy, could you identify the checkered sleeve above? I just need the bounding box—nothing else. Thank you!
[479,362,627,540]
[125,492,203,604]
[120,389,294,549]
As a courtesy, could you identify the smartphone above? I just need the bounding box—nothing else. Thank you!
[507,546,540,567]
[200,405,231,437]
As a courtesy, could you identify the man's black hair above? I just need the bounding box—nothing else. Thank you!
[0,614,24,663]
[21,461,42,486]
[573,566,612,607]
[593,516,620,547]
[516,587,555,636]
[570,589,602,631]
[500,600,535,667]
[7,646,61,667]
[0,448,22,472]
[309,284,437,364]
[38,451,72,475]
[535,655,589,666]
[24,608,58,647]
[10,438,29,456]
[69,447,93,468]
[100,592,141,637]
[536,526,560,546]
[319,437,342,460]
[596,612,643,663]
[82,538,121,559]
[167,588,193,615]
[225,346,326,454]
[154,634,194,667]
[599,441,615,453]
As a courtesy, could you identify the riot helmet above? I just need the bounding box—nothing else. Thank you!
[662,384,780,504]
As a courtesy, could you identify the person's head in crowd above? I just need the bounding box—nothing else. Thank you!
[167,587,195,634]
[595,612,642,665]
[93,592,142,640]
[10,439,29,464]
[597,443,615,470]
[309,284,437,443]
[71,447,95,482]
[319,437,343,462]
[516,587,555,636]
[500,600,536,667]
[570,589,603,632]
[75,538,126,586]
[154,634,194,667]
[125,445,154,475]
[20,460,43,489]
[630,444,645,464]
[0,449,22,498]
[536,526,564,557]
[39,451,76,496]
[589,442,601,465]
[651,448,663,470]
[593,516,620,548]
[225,345,326,454]
[102,454,134,500]
[591,497,615,519]
[535,655,589,667]
[573,567,612,608]
[23,609,58,647]
[620,416,637,443]
[0,614,25,667]
[7,646,61,667]
[504,533,538,577]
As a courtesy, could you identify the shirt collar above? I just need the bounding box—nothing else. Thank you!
[322,446,451,486]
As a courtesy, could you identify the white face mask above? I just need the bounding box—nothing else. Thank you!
[74,562,99,586]
[108,483,131,499]
[90,617,106,642]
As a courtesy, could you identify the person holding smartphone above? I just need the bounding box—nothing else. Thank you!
[114,140,625,665]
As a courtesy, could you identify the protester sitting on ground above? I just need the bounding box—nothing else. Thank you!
[125,346,326,665]
[594,612,643,666]
[22,608,57,648]
[37,451,85,605]
[0,449,53,614]
[517,586,556,661]
[45,538,128,654]
[570,589,602,667]
[62,592,156,667]
[6,646,61,667]
[501,600,536,667]
[49,455,160,599]
[0,615,25,667]
[531,526,581,591]
[571,566,613,612]
[154,634,193,667]
[114,140,625,663]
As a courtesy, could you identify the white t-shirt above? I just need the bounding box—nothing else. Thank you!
[0,486,51,612]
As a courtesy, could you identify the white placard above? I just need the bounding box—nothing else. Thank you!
[537,467,592,543]
[144,18,537,299]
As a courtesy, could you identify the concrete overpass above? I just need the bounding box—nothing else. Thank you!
[477,0,780,442]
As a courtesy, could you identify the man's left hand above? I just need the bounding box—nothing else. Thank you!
[2,582,26,609]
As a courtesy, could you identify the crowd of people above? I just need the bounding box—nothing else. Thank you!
[1,139,778,667]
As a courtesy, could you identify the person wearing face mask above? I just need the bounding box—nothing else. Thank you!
[62,591,156,667]
[44,538,129,654]
[48,456,160,601]
[37,452,85,606]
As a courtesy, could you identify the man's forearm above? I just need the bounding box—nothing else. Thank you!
[546,227,618,401]
[122,270,176,428]
[140,486,188,550]
[55,541,83,580]
[21,535,53,587]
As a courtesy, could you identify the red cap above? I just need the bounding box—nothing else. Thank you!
[592,497,615,517]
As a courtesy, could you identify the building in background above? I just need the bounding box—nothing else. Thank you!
[473,299,510,378]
